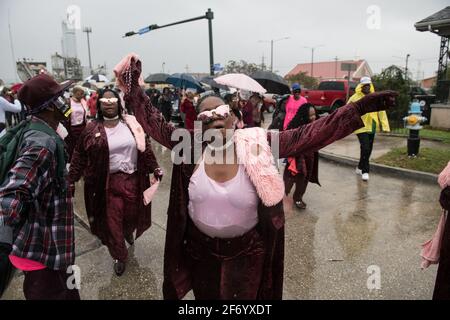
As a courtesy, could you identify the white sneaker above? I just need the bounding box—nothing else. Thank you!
[355,168,362,175]
[362,173,370,181]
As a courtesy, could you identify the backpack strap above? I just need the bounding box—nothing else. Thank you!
[27,122,66,181]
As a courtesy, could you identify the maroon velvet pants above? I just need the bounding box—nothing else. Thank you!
[66,123,86,160]
[23,268,80,300]
[283,169,309,202]
[105,172,140,262]
[185,220,265,300]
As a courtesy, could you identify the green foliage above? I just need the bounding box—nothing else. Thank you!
[285,71,319,89]
[224,60,263,75]
[375,147,450,174]
[372,65,411,122]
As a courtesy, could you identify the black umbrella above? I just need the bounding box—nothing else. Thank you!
[144,73,170,84]
[251,71,290,95]
[200,76,229,91]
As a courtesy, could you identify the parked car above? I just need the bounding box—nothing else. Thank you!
[302,80,357,114]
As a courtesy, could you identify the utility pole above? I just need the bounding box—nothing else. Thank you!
[270,40,274,72]
[335,56,339,79]
[83,27,93,74]
[303,45,324,78]
[405,54,410,81]
[258,37,290,72]
[162,62,165,73]
[124,9,215,76]
[8,9,18,82]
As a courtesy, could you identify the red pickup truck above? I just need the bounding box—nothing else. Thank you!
[302,80,357,113]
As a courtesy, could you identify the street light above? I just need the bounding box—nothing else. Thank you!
[124,9,215,76]
[83,27,93,74]
[258,37,290,72]
[302,45,324,78]
[392,54,411,79]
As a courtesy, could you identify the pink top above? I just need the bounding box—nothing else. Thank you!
[70,99,87,126]
[283,96,308,130]
[9,255,46,271]
[188,156,259,239]
[105,121,138,174]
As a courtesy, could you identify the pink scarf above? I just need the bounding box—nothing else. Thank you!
[421,161,450,269]
[123,114,146,152]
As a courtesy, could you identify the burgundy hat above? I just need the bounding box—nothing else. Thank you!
[18,74,73,109]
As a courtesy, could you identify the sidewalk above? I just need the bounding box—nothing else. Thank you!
[322,134,446,160]
[320,134,447,183]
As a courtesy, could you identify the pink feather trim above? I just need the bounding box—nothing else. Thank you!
[438,161,450,190]
[234,127,285,207]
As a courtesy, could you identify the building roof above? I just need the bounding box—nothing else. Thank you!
[422,75,437,81]
[285,60,372,80]
[415,7,450,36]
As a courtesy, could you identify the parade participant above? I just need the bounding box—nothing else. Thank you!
[114,53,397,300]
[0,87,22,134]
[224,93,244,129]
[66,86,89,159]
[239,90,252,127]
[0,74,79,300]
[250,93,265,128]
[268,83,306,131]
[158,87,173,122]
[283,83,308,130]
[69,88,162,276]
[180,91,197,130]
[284,104,319,210]
[87,90,98,119]
[349,77,390,181]
[421,161,450,300]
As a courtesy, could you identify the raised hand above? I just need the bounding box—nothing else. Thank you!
[354,90,399,114]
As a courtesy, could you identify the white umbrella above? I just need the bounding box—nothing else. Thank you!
[84,74,109,83]
[214,73,267,94]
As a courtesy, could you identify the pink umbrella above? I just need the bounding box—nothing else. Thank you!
[214,73,267,93]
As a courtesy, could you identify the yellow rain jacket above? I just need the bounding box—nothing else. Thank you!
[349,83,390,134]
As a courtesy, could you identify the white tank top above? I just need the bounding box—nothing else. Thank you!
[188,157,259,239]
[105,121,138,174]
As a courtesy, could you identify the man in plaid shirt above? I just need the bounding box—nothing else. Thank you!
[0,74,79,300]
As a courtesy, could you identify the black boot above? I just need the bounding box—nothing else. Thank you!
[113,260,126,276]
[125,234,134,246]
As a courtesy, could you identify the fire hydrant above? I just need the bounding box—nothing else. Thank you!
[403,101,427,157]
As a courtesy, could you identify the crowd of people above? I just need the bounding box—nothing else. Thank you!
[0,53,449,301]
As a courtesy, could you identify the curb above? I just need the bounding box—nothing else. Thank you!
[319,151,439,184]
[379,133,446,143]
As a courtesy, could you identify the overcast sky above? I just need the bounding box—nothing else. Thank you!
[0,0,448,83]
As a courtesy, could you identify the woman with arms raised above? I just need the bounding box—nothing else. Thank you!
[114,54,397,300]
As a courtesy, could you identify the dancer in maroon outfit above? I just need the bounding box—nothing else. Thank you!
[115,54,397,300]
[69,89,162,276]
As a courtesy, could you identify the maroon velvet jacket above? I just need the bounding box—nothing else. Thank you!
[120,58,366,300]
[68,120,159,244]
[433,187,450,300]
